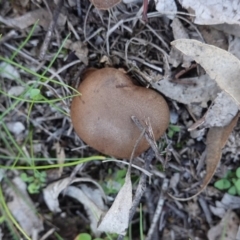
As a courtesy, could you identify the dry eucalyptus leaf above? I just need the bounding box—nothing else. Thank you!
[5,177,44,237]
[0,62,20,80]
[169,18,192,68]
[6,122,25,135]
[17,0,29,7]
[210,193,240,218]
[11,1,29,15]
[228,36,240,60]
[196,113,238,199]
[198,25,228,50]
[169,173,180,195]
[67,0,77,7]
[171,39,240,107]
[90,0,122,9]
[221,193,240,209]
[123,0,141,3]
[65,185,106,236]
[178,0,240,25]
[214,24,240,38]
[202,91,239,128]
[43,177,106,212]
[97,171,132,235]
[154,0,177,19]
[207,211,239,240]
[54,142,65,177]
[209,204,226,218]
[64,40,88,65]
[186,200,201,218]
[152,74,219,107]
[8,86,25,96]
[236,228,240,240]
[0,169,5,182]
[170,113,239,201]
[0,8,66,30]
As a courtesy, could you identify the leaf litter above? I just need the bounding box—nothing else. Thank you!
[178,0,240,25]
[1,0,240,239]
[207,210,239,240]
[0,8,60,30]
[4,176,44,238]
[97,167,132,235]
[172,39,240,107]
[43,176,107,236]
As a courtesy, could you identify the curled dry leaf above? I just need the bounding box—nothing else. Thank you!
[207,210,239,240]
[171,39,240,108]
[170,113,239,201]
[65,185,106,236]
[43,177,107,236]
[90,0,122,9]
[178,0,240,25]
[43,177,106,212]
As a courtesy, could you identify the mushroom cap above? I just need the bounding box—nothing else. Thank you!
[71,68,169,159]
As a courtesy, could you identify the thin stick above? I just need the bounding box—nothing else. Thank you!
[39,0,63,60]
[145,178,169,240]
[128,127,146,172]
[131,116,165,165]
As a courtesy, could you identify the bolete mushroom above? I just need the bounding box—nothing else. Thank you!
[71,68,169,159]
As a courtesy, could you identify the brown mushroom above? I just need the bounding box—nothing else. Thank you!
[71,68,169,159]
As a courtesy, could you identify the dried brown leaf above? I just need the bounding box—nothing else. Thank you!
[64,40,89,65]
[198,26,228,50]
[5,177,44,237]
[170,113,239,201]
[178,0,240,25]
[208,210,239,240]
[195,92,239,128]
[0,8,66,30]
[169,18,192,68]
[152,74,219,107]
[54,142,65,177]
[97,171,132,235]
[171,39,240,107]
[229,36,240,60]
[90,0,122,9]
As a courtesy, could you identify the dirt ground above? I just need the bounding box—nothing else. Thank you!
[0,0,240,240]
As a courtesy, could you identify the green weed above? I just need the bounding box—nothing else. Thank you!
[214,167,240,195]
